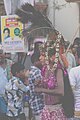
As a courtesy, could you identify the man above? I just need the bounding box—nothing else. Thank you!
[0,57,8,120]
[69,66,80,119]
[28,54,44,120]
[6,55,44,120]
[5,62,29,120]
[14,53,44,120]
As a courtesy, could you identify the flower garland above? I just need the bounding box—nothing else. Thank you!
[45,32,62,72]
[39,32,62,89]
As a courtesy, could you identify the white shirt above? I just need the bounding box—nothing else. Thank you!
[69,66,80,112]
[0,66,8,96]
[66,52,76,73]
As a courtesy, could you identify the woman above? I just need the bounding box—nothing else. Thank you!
[38,49,67,120]
[35,33,74,120]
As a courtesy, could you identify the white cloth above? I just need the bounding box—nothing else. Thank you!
[66,52,76,73]
[20,0,34,6]
[35,115,41,120]
[69,66,80,112]
[0,67,8,96]
[3,0,20,15]
[3,0,34,15]
[3,0,12,15]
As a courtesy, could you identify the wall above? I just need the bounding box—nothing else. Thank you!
[0,0,5,16]
[1,0,79,42]
[48,0,79,42]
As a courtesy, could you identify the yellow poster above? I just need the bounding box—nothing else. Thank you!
[1,15,25,53]
[1,15,23,42]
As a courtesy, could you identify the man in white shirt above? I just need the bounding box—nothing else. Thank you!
[0,57,8,120]
[65,41,76,73]
[69,66,80,119]
[66,51,76,73]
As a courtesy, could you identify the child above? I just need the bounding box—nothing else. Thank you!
[5,62,29,120]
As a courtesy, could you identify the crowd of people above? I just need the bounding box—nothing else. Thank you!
[0,31,80,120]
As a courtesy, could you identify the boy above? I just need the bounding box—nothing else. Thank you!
[5,62,29,120]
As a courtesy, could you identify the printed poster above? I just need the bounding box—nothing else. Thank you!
[1,15,25,53]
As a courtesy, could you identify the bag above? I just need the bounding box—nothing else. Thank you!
[62,69,74,118]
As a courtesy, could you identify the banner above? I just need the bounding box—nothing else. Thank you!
[3,40,25,53]
[1,15,25,53]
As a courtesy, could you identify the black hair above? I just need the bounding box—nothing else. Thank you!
[11,62,25,76]
[61,69,74,118]
[77,47,80,58]
[64,41,70,49]
[3,28,10,34]
[73,37,80,45]
[48,48,56,57]
[31,53,40,64]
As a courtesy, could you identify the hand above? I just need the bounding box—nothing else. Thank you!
[24,78,29,85]
[34,87,43,93]
[15,80,20,87]
[25,70,30,78]
[34,80,41,86]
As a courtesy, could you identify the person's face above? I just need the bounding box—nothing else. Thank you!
[49,55,55,62]
[39,52,55,65]
[39,52,45,65]
[16,69,29,80]
[72,45,78,54]
[4,30,9,37]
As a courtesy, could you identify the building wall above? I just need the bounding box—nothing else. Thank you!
[0,0,6,16]
[1,0,79,42]
[48,0,79,42]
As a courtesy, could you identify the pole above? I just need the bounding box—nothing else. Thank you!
[53,0,55,27]
[79,3,80,36]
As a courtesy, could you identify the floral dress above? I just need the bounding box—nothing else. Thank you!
[40,63,68,120]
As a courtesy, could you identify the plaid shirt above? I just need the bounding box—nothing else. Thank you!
[28,66,44,115]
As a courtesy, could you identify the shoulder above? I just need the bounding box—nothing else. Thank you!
[7,76,20,85]
[30,66,41,74]
[29,66,42,80]
[67,52,74,58]
[5,77,20,90]
[69,66,80,76]
[70,66,80,72]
